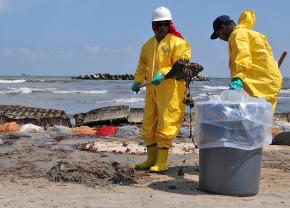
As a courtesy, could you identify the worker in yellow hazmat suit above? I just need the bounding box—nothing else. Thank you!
[210,10,282,112]
[131,6,191,172]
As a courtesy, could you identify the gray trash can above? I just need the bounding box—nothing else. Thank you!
[199,147,262,196]
[194,91,273,196]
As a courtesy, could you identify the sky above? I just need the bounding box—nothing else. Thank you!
[0,0,289,77]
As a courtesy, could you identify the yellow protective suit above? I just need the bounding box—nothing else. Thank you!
[228,10,283,112]
[134,33,191,148]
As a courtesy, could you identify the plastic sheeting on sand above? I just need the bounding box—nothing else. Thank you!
[20,124,44,133]
[116,125,140,137]
[47,125,73,134]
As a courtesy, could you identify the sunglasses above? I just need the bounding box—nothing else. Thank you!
[154,21,170,27]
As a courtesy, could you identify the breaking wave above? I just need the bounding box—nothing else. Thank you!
[280,89,290,94]
[94,97,145,104]
[0,79,26,83]
[53,90,108,94]
[113,98,145,103]
[1,87,108,94]
[202,85,228,90]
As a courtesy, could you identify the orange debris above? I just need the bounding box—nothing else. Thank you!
[72,126,96,135]
[0,122,20,133]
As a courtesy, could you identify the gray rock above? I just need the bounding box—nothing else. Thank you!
[74,105,129,126]
[128,108,144,124]
[272,132,290,146]
[72,73,134,80]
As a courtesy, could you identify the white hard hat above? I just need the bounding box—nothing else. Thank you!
[152,6,172,22]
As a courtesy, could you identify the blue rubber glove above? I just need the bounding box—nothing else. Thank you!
[229,78,243,90]
[151,72,164,85]
[131,82,141,94]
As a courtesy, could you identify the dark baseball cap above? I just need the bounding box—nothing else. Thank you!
[210,15,233,39]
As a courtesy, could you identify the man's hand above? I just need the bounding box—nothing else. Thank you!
[151,72,164,85]
[131,82,141,94]
[229,78,243,90]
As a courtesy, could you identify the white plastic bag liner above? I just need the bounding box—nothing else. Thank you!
[20,124,44,133]
[194,90,273,150]
[116,125,140,136]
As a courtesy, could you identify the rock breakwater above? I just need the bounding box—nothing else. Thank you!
[72,73,209,81]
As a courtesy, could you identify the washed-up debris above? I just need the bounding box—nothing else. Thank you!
[78,141,197,154]
[0,105,71,127]
[96,125,117,136]
[0,122,20,133]
[72,126,96,135]
[74,105,129,126]
[72,125,117,136]
[47,125,73,135]
[78,141,146,154]
[20,124,44,133]
[167,59,203,82]
[47,161,146,187]
[116,125,140,137]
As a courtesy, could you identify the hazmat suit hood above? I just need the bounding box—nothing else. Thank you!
[237,10,256,29]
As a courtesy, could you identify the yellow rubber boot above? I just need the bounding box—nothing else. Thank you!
[135,144,157,170]
[150,148,169,172]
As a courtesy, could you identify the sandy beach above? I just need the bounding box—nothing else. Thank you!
[0,131,289,208]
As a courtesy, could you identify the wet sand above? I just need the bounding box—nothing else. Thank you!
[0,132,290,208]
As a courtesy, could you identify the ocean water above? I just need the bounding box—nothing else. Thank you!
[0,76,290,115]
